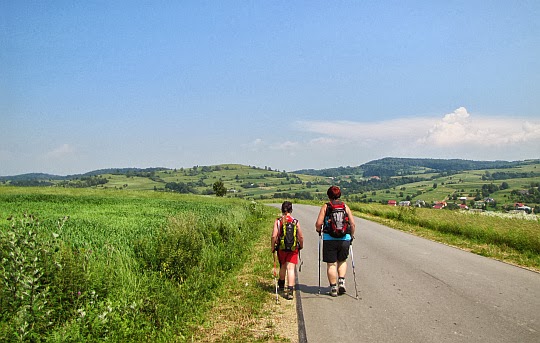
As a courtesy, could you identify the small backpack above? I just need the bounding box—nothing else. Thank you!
[324,200,350,238]
[278,215,299,252]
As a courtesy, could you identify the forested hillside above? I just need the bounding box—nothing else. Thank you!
[2,159,539,213]
[294,157,534,177]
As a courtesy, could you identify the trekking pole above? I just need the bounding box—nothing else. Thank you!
[298,249,303,272]
[318,232,322,295]
[273,251,279,304]
[349,243,359,299]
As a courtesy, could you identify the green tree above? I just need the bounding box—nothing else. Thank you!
[213,180,227,197]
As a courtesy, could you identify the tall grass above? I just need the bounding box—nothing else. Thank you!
[350,202,540,269]
[0,187,275,342]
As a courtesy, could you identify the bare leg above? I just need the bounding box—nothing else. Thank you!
[337,260,347,278]
[327,262,338,285]
[286,262,296,287]
[279,263,287,281]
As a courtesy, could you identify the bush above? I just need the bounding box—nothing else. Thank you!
[0,214,86,341]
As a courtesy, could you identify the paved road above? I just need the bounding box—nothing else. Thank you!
[271,204,540,343]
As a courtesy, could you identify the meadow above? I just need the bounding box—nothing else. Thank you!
[349,202,540,271]
[0,187,280,342]
[59,164,330,201]
[4,162,539,211]
[360,163,540,206]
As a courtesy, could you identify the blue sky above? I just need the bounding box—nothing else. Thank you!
[1,1,539,176]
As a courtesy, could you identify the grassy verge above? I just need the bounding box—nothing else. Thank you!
[0,187,282,342]
[192,216,297,342]
[349,203,540,272]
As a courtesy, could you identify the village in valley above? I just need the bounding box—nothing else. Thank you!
[386,198,535,215]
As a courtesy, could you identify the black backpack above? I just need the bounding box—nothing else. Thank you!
[277,216,299,252]
[324,200,350,238]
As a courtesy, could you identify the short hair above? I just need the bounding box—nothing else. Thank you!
[281,201,293,214]
[327,186,341,200]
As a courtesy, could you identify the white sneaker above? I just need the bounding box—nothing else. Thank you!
[330,285,338,297]
[286,288,294,300]
[338,279,346,295]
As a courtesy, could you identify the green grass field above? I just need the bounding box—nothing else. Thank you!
[4,162,538,212]
[1,186,538,342]
[79,164,329,200]
[0,186,279,342]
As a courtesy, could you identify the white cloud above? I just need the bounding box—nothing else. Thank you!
[43,144,76,159]
[296,107,540,149]
[281,107,540,167]
[442,107,470,123]
[419,107,540,146]
[308,137,338,146]
[270,140,299,151]
[298,117,437,142]
[242,138,268,155]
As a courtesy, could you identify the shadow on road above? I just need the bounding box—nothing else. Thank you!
[298,283,360,301]
[297,283,321,295]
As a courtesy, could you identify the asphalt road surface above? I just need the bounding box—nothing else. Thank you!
[270,204,540,343]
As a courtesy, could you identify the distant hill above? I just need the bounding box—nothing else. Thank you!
[81,167,169,177]
[294,157,536,178]
[3,158,538,182]
[360,157,522,177]
[0,173,68,182]
[292,166,363,177]
[0,167,170,182]
[1,159,539,211]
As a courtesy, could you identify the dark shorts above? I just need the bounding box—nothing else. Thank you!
[322,239,350,263]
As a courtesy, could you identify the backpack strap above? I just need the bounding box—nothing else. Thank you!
[277,215,293,234]
[277,216,284,234]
